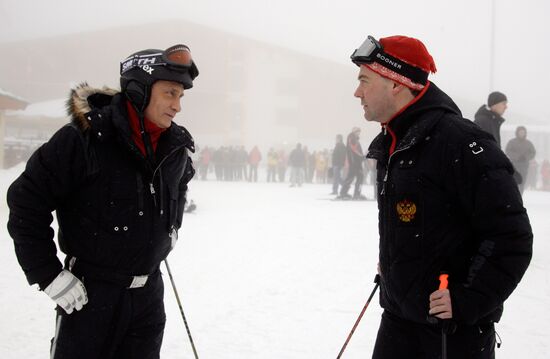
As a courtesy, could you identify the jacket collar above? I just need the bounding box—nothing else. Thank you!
[475,105,505,125]
[367,82,461,161]
[66,83,195,160]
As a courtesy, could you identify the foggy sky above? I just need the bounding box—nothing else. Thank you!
[1,0,550,122]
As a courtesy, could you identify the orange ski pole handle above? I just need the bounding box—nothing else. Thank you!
[438,273,449,290]
[438,273,451,359]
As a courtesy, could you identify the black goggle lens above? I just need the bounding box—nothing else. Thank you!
[351,35,381,63]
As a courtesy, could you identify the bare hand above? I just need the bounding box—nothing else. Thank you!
[429,289,452,319]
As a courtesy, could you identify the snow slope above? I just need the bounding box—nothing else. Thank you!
[1,166,548,358]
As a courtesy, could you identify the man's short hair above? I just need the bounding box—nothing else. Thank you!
[488,91,507,107]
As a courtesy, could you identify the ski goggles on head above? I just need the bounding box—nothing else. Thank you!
[120,44,199,79]
[164,44,194,69]
[350,36,429,87]
[350,36,382,64]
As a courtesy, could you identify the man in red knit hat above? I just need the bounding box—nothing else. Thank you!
[350,35,532,358]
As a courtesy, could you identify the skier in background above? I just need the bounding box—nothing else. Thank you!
[474,91,508,149]
[288,143,306,187]
[338,127,366,200]
[505,126,536,194]
[266,147,278,182]
[248,145,262,182]
[331,134,346,195]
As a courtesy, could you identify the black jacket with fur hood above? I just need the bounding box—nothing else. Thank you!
[7,84,195,289]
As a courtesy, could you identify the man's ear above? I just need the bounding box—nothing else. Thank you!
[391,81,407,95]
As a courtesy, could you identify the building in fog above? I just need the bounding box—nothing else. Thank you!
[0,88,28,168]
[4,20,549,170]
[0,20,373,162]
[3,98,67,168]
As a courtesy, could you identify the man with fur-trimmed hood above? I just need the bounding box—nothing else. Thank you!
[7,44,198,358]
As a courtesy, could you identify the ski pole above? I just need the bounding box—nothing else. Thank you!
[438,273,449,359]
[336,274,380,359]
[164,259,200,359]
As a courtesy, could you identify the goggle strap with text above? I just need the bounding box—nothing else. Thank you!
[370,51,428,86]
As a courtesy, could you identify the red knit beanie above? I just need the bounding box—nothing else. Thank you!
[365,35,437,90]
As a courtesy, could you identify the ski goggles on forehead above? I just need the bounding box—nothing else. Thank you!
[164,44,193,67]
[350,36,382,64]
[120,44,197,76]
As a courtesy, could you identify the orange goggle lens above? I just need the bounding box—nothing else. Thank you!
[165,45,193,66]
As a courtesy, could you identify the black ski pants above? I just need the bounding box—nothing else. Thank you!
[373,310,496,359]
[50,270,166,359]
[340,165,364,197]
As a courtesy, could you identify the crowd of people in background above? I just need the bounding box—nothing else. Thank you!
[193,118,550,196]
[194,139,377,191]
[190,93,550,195]
[3,94,550,194]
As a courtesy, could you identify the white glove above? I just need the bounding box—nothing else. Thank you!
[170,227,178,250]
[44,270,88,314]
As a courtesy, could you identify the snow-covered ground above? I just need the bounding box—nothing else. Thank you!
[1,165,548,358]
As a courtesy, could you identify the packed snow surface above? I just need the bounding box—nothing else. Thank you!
[1,165,548,358]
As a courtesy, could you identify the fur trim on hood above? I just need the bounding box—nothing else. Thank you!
[66,82,119,132]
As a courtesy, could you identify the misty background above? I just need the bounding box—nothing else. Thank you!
[1,0,549,167]
[1,2,550,358]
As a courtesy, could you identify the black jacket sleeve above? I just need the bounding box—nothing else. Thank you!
[175,155,195,229]
[7,125,88,289]
[450,136,533,325]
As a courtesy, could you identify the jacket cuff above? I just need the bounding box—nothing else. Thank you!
[450,284,496,325]
[26,260,63,290]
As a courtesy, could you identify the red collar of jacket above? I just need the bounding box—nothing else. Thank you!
[382,82,430,155]
[126,101,166,156]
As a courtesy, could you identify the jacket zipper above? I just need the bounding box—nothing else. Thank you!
[149,145,186,210]
[380,144,413,311]
[380,145,411,195]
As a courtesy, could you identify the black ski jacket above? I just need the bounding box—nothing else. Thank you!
[367,82,532,326]
[474,105,505,148]
[346,131,364,169]
[505,131,536,179]
[7,84,195,289]
[332,142,347,167]
[288,148,305,167]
